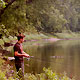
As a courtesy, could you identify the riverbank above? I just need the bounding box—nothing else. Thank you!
[0,33,60,60]
[0,32,80,61]
[54,32,80,39]
[0,57,75,80]
[0,32,80,47]
[0,33,59,47]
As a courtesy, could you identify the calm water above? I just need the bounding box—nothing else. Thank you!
[8,39,80,80]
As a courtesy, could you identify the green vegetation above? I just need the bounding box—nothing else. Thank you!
[0,0,80,37]
[24,33,53,40]
[0,0,6,8]
[24,68,75,80]
[0,58,75,80]
[0,56,75,80]
[54,31,80,39]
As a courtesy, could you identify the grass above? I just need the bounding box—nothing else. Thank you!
[0,31,80,45]
[0,39,4,45]
[24,33,50,40]
[0,33,56,45]
[54,32,80,39]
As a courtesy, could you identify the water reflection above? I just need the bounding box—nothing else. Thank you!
[4,40,78,79]
[23,40,80,79]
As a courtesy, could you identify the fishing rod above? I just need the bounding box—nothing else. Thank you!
[8,56,72,67]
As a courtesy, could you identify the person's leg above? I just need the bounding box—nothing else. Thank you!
[15,61,20,72]
[19,61,24,80]
[21,61,24,76]
[15,61,24,80]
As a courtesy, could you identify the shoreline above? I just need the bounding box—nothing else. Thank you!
[0,35,76,80]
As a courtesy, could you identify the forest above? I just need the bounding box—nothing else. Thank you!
[0,0,80,37]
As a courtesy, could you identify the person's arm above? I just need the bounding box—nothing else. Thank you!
[14,51,30,57]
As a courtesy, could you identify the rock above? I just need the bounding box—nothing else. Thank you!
[2,50,10,56]
[0,34,2,39]
[8,57,15,61]
[3,57,8,61]
[50,56,64,59]
[4,42,14,47]
[8,56,34,61]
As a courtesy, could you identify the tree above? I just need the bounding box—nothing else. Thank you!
[0,0,80,37]
[26,0,67,33]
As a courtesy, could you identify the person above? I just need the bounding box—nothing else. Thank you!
[13,34,30,78]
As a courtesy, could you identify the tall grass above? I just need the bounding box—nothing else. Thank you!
[54,31,80,39]
[24,33,49,40]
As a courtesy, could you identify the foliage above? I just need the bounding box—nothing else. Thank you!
[0,24,9,37]
[0,70,7,80]
[23,67,75,80]
[0,58,4,66]
[0,0,80,37]
[16,68,24,80]
[55,0,80,32]
[24,33,49,40]
[0,58,75,80]
[0,0,6,8]
[26,0,67,33]
[0,39,4,45]
[54,31,79,39]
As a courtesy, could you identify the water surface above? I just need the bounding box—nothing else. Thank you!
[8,39,80,80]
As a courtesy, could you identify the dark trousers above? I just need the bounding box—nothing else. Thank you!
[15,60,24,79]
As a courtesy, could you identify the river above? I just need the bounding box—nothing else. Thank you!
[7,39,80,80]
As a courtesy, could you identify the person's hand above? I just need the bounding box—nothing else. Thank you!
[25,54,30,58]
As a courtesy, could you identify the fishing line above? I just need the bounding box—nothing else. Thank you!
[26,56,73,68]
